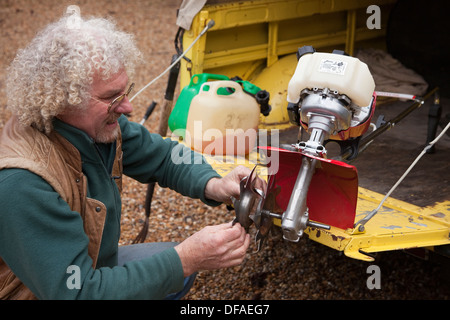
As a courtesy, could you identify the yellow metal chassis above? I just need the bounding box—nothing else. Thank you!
[180,0,396,130]
[200,152,450,261]
[173,0,450,261]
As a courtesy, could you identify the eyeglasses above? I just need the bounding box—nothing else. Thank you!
[91,83,135,113]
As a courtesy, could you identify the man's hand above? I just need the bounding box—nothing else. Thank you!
[174,166,264,277]
[204,165,266,205]
[174,222,250,277]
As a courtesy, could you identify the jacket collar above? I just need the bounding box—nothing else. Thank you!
[52,118,116,172]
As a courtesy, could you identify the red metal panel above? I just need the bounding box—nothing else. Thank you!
[261,146,358,229]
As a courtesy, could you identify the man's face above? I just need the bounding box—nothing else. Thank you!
[57,69,133,143]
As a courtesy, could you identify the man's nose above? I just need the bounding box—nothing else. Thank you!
[114,96,133,114]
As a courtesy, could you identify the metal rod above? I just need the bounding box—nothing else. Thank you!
[281,156,317,242]
[374,91,420,101]
[339,88,439,161]
[307,220,331,230]
[359,87,438,150]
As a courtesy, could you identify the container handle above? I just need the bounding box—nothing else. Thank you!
[199,80,242,97]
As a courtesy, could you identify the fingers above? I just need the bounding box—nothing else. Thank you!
[221,223,250,263]
[254,175,267,194]
[205,165,267,204]
[207,222,249,266]
[229,222,249,244]
[212,222,248,248]
[217,224,250,267]
[233,165,267,194]
[175,221,251,276]
[231,228,250,258]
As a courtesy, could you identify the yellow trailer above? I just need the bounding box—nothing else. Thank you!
[169,0,450,261]
[178,0,395,130]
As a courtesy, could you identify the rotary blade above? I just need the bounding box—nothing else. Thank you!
[254,174,282,252]
[231,165,262,232]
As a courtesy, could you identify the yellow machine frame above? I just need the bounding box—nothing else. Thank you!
[174,0,450,261]
[180,0,395,130]
[199,152,450,262]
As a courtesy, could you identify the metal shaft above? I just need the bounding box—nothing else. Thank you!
[281,155,317,242]
[359,88,438,153]
[281,114,333,242]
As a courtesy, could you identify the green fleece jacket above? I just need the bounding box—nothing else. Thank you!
[0,115,221,299]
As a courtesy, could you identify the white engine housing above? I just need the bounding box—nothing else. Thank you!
[287,52,375,108]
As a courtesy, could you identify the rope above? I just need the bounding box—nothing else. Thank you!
[355,120,450,231]
[129,20,215,102]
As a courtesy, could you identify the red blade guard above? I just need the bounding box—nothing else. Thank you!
[260,146,358,230]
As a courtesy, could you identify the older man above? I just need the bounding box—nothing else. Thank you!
[0,8,255,299]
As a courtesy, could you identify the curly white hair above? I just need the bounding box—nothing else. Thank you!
[6,8,142,133]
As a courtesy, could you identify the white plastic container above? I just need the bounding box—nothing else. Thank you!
[287,52,375,107]
[185,80,260,156]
